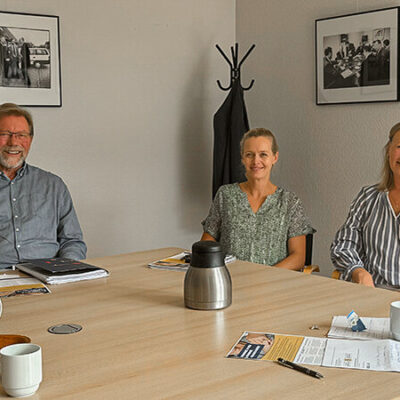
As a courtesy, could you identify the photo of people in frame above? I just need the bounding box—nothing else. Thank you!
[0,26,51,89]
[323,28,390,89]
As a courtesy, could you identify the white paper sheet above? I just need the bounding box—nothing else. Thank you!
[322,339,400,371]
[328,316,392,340]
[0,274,20,280]
[294,337,327,365]
[0,277,43,288]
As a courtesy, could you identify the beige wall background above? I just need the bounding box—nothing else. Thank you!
[237,0,400,276]
[0,0,235,257]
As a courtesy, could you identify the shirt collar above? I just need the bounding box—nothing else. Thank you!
[0,162,28,181]
[16,162,28,178]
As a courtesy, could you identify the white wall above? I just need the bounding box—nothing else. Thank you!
[237,0,400,276]
[0,0,235,257]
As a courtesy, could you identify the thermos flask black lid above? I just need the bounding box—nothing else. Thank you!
[191,241,225,268]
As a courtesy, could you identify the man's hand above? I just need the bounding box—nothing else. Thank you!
[352,268,375,287]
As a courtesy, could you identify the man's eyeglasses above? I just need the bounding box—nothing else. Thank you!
[0,131,32,140]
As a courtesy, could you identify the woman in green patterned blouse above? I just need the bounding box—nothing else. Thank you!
[201,128,313,269]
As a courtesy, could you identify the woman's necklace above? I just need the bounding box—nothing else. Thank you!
[242,182,276,213]
[242,181,276,197]
[389,190,400,215]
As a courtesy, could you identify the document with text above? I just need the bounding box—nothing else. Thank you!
[227,331,400,372]
[226,331,326,365]
[0,271,50,297]
[148,252,236,271]
[322,339,400,371]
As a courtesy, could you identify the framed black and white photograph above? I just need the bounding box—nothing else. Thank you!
[0,11,61,107]
[316,7,398,105]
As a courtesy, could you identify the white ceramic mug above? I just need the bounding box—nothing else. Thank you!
[0,343,42,397]
[390,301,400,340]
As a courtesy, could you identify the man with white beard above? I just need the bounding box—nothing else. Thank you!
[0,102,86,268]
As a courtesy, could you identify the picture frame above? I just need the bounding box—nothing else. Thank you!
[315,7,399,105]
[0,11,61,107]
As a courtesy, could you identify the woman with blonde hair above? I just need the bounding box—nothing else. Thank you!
[201,128,313,270]
[331,122,400,289]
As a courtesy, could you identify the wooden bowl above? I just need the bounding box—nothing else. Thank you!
[0,335,31,349]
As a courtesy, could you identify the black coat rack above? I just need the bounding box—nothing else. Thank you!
[216,43,255,91]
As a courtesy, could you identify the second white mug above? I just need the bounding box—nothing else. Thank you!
[390,301,400,340]
[0,343,42,398]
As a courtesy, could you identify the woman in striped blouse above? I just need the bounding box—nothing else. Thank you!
[331,122,400,289]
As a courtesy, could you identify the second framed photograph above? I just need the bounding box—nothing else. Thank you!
[0,11,61,107]
[316,7,399,105]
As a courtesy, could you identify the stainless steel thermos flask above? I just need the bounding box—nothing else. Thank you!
[184,241,232,310]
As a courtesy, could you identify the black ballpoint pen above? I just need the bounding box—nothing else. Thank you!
[277,358,324,379]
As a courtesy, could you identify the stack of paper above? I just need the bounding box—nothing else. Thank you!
[148,252,236,271]
[327,316,392,340]
[16,258,109,285]
[227,328,400,372]
[0,271,50,297]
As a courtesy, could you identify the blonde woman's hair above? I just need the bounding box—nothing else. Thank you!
[240,128,278,155]
[378,122,400,191]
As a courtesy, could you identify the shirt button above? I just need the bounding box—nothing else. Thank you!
[11,181,14,185]
[17,245,20,248]
[16,228,19,232]
[12,198,16,202]
[15,215,18,218]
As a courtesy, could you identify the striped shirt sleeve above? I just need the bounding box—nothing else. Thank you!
[330,187,370,281]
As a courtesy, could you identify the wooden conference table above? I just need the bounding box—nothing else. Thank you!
[1,247,400,400]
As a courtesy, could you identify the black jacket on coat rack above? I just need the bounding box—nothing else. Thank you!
[212,79,249,198]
